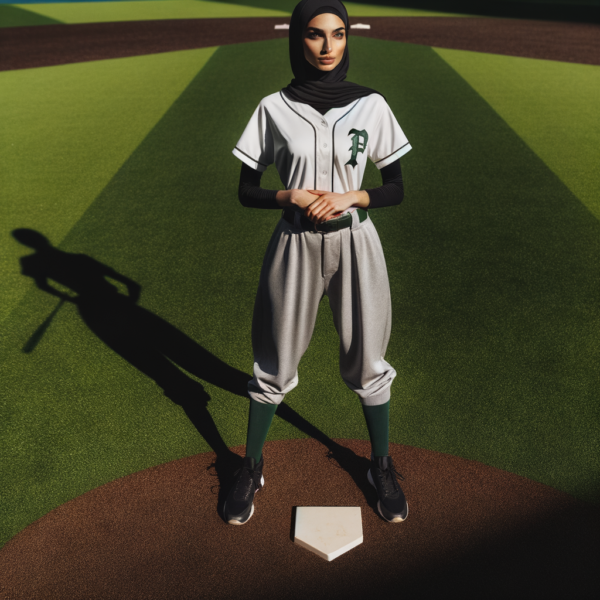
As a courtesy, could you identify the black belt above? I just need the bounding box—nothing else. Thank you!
[282,207,368,233]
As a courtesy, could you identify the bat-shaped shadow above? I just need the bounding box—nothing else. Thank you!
[13,228,375,516]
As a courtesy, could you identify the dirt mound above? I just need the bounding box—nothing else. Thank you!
[1,439,597,599]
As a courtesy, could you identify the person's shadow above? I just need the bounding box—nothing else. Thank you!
[13,228,377,518]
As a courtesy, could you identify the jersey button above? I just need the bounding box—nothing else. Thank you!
[323,143,327,148]
[323,170,327,175]
[321,121,327,127]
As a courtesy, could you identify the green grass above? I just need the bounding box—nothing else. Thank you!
[0,47,216,326]
[1,37,599,549]
[346,2,467,15]
[14,0,290,23]
[0,4,62,26]
[434,48,600,221]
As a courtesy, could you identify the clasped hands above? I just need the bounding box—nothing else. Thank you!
[285,188,369,225]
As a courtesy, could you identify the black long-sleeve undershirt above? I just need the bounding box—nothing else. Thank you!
[238,159,404,209]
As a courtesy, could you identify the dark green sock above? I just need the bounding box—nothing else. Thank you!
[245,399,277,463]
[362,401,390,457]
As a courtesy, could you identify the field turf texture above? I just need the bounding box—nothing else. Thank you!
[1,1,599,594]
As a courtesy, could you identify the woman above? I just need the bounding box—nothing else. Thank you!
[225,0,411,525]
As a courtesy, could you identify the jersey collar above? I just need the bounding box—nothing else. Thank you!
[280,93,360,129]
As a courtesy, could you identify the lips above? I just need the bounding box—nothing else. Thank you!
[319,57,335,64]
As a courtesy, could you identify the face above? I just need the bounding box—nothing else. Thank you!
[302,13,346,72]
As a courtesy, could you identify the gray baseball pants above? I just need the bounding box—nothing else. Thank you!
[248,210,396,407]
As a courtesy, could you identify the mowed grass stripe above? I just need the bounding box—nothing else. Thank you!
[16,0,290,23]
[0,4,62,26]
[0,47,216,326]
[435,48,600,221]
[1,37,598,549]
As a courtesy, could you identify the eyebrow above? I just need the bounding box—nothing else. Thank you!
[305,26,346,33]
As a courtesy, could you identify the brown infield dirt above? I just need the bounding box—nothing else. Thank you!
[0,439,598,599]
[1,16,600,72]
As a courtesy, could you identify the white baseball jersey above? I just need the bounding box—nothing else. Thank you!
[232,91,411,212]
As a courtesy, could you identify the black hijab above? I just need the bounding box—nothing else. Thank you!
[282,0,382,110]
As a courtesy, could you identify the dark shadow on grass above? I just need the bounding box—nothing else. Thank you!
[361,0,600,23]
[0,5,62,29]
[213,0,600,23]
[13,228,378,517]
[13,227,247,510]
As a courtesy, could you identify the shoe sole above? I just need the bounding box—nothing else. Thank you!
[367,468,408,523]
[226,502,254,526]
[224,475,265,525]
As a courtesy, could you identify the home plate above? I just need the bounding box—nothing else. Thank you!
[294,507,363,561]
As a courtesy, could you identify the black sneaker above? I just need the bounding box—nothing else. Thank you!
[223,456,264,525]
[367,455,408,523]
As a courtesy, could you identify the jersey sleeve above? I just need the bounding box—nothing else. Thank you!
[368,96,412,170]
[232,100,274,173]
